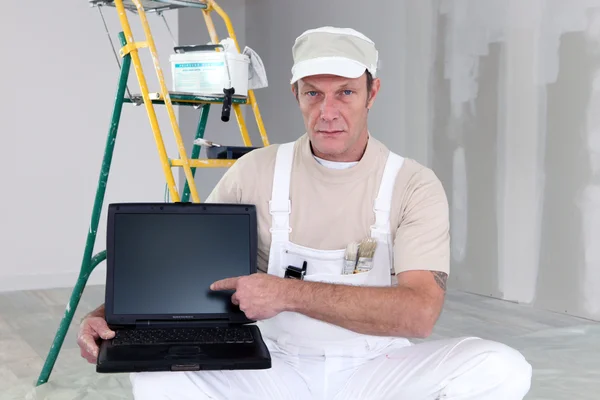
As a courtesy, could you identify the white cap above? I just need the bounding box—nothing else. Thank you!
[290,26,378,84]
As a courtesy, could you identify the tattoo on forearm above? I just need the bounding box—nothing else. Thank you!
[431,271,448,291]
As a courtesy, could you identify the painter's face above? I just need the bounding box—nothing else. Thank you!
[294,73,379,161]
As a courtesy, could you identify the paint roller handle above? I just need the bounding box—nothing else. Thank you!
[221,87,235,122]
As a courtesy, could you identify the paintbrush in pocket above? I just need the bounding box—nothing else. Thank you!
[354,238,377,273]
[343,242,359,275]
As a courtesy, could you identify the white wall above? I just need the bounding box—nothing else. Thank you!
[245,0,600,321]
[0,2,179,291]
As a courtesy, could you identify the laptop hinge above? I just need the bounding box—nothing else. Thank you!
[135,319,232,329]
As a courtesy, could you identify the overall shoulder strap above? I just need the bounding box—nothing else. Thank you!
[269,142,295,243]
[371,151,405,239]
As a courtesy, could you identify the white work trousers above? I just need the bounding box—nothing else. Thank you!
[130,336,532,400]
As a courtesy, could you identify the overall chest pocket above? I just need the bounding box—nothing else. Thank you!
[280,243,345,276]
[279,242,375,286]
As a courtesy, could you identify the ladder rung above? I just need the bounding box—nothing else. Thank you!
[90,0,207,13]
[171,159,236,168]
[124,92,248,107]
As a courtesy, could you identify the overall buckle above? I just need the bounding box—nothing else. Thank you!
[269,199,291,215]
[284,261,307,280]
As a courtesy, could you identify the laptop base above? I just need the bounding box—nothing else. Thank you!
[97,325,271,373]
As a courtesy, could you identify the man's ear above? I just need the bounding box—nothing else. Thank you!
[367,78,381,109]
[291,82,299,101]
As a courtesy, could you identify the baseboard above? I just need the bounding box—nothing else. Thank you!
[0,268,107,292]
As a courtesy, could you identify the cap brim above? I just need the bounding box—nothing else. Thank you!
[290,57,367,84]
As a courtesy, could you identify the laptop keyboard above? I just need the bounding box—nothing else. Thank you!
[112,327,255,346]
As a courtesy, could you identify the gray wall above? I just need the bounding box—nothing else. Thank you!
[427,1,600,322]
[180,0,600,321]
[244,0,412,153]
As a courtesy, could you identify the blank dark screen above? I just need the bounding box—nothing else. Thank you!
[112,213,251,315]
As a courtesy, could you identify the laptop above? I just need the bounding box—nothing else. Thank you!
[96,202,271,373]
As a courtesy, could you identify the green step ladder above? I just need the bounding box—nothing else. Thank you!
[36,0,270,386]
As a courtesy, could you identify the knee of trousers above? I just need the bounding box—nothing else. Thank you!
[461,337,533,395]
[129,371,211,400]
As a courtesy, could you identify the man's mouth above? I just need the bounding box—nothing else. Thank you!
[317,130,344,134]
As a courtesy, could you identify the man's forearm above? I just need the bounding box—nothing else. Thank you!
[282,280,439,338]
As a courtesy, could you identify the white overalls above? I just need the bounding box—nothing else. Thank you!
[130,142,533,400]
[254,141,409,396]
[258,141,406,337]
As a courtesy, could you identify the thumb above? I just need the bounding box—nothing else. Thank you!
[100,328,116,340]
[90,318,115,339]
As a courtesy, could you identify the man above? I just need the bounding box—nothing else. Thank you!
[78,26,532,399]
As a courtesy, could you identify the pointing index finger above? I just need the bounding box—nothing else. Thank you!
[210,276,241,291]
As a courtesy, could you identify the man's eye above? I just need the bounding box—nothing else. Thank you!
[343,90,353,95]
[306,91,318,97]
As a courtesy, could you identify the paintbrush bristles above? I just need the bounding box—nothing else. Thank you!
[343,242,359,274]
[357,238,377,258]
[354,237,377,273]
[345,242,359,260]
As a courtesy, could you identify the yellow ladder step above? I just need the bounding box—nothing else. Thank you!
[171,159,235,168]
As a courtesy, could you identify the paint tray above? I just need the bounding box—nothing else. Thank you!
[206,146,259,160]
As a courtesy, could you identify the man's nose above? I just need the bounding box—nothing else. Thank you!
[319,96,340,121]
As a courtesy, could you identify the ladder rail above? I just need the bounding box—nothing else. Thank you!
[181,104,211,202]
[233,104,252,146]
[202,4,221,47]
[204,0,270,147]
[116,0,202,203]
[36,32,131,386]
[250,93,270,147]
[112,0,183,202]
[131,0,202,203]
[201,3,254,148]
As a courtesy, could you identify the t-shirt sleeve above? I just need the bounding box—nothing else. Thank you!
[205,160,244,203]
[393,168,450,276]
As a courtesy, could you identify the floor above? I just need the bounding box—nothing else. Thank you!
[0,285,598,400]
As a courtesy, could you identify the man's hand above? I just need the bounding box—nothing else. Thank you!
[210,274,289,320]
[76,305,115,364]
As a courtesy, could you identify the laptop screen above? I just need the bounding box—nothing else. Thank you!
[106,204,256,320]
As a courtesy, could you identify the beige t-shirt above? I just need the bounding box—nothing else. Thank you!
[206,133,450,279]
